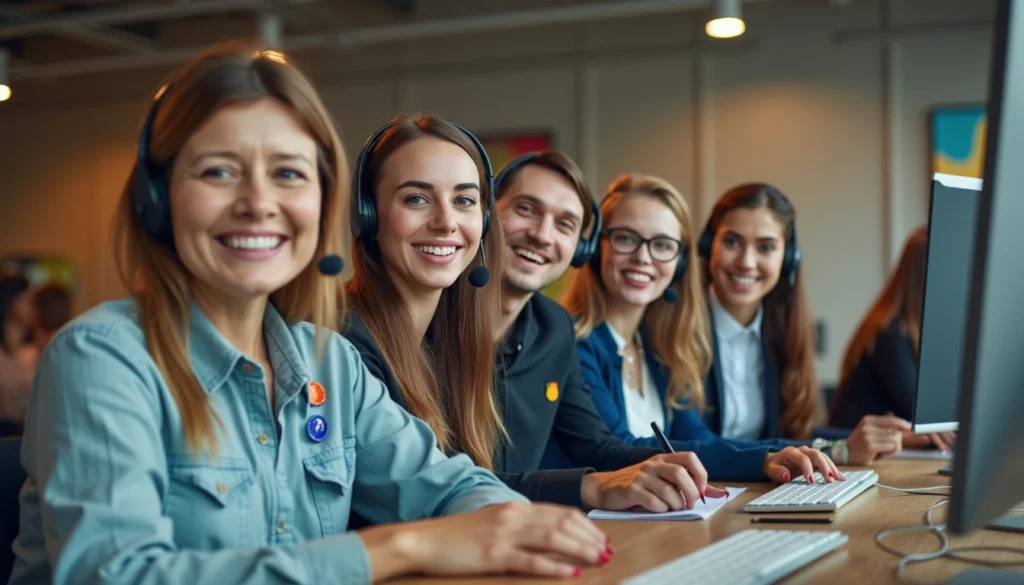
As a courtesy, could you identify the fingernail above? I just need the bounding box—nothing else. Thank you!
[806,476,813,484]
[573,567,582,578]
[605,536,611,547]
[606,544,615,556]
[724,489,730,497]
[598,552,610,565]
[782,472,790,482]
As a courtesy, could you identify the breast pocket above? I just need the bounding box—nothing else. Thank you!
[303,438,356,537]
[165,456,254,549]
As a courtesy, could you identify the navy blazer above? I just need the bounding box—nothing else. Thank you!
[704,301,849,441]
[560,322,785,482]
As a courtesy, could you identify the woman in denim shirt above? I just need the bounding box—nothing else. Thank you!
[9,42,606,585]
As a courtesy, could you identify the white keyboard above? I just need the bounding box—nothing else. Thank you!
[743,469,879,513]
[620,529,848,585]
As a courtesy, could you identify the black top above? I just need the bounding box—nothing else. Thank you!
[829,320,918,429]
[342,294,659,513]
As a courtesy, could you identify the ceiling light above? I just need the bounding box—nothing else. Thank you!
[0,49,10,102]
[706,0,746,39]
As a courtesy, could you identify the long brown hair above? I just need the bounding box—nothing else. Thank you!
[563,174,711,413]
[347,115,507,470]
[113,42,347,454]
[703,183,817,439]
[835,227,928,405]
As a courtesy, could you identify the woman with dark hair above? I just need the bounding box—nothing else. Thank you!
[830,227,953,450]
[699,183,912,466]
[562,173,842,485]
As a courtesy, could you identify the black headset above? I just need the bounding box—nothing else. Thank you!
[493,152,602,268]
[697,209,802,287]
[130,85,174,244]
[352,120,494,240]
[351,118,495,286]
[128,82,346,276]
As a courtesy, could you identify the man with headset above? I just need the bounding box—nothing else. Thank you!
[489,151,780,507]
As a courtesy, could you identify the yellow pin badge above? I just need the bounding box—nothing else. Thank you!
[545,381,559,402]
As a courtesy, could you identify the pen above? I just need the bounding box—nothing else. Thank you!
[650,421,706,505]
[751,517,834,524]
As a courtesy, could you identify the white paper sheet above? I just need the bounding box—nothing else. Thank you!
[587,487,746,521]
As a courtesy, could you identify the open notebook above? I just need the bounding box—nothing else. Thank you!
[587,487,746,521]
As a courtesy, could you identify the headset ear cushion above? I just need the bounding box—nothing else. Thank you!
[697,228,714,260]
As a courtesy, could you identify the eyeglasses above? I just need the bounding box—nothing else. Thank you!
[603,228,685,262]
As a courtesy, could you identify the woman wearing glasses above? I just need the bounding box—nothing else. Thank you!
[560,174,841,484]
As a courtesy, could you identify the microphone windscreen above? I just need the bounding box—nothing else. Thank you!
[317,254,344,276]
[468,265,490,288]
[662,287,679,303]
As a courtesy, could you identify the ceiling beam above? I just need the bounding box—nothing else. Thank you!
[0,0,268,42]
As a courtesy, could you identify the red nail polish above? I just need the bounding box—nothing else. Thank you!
[829,471,835,479]
[573,567,582,578]
[724,489,730,497]
[782,472,790,482]
[606,544,614,556]
[599,552,610,565]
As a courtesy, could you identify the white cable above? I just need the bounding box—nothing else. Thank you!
[874,497,1024,582]
[875,483,951,496]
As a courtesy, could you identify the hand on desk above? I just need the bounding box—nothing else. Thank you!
[763,446,845,484]
[360,501,609,581]
[580,452,728,513]
[901,430,956,452]
[846,414,911,465]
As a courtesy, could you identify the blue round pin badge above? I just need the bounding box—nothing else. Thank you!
[306,415,328,442]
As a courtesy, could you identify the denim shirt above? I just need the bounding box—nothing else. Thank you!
[9,298,525,585]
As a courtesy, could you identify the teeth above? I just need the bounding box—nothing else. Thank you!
[415,245,457,257]
[731,275,757,286]
[514,247,546,264]
[623,271,652,283]
[223,235,282,250]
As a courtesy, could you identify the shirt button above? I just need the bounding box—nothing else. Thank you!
[217,482,228,495]
[240,363,254,375]
[516,344,523,352]
[257,433,270,445]
[276,520,286,532]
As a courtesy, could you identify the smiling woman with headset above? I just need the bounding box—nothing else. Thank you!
[697,183,913,466]
[560,174,843,485]
[344,139,733,524]
[8,43,605,585]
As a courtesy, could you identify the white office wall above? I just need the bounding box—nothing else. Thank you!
[0,0,997,384]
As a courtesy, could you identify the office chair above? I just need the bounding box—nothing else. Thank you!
[0,437,25,582]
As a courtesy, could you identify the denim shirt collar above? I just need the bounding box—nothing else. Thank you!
[187,301,310,397]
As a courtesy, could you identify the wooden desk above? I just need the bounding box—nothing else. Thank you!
[390,459,1024,584]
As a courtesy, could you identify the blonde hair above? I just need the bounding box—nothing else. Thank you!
[113,41,348,454]
[562,174,710,413]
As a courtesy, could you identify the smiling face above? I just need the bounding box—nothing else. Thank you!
[708,206,787,317]
[374,136,484,299]
[169,98,322,305]
[599,194,683,309]
[498,164,585,295]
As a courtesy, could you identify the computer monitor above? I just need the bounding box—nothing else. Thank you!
[910,173,981,435]
[946,0,1024,551]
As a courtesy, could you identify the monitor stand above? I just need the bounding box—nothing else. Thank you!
[988,512,1024,534]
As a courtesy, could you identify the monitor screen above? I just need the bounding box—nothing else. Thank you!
[911,173,981,434]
